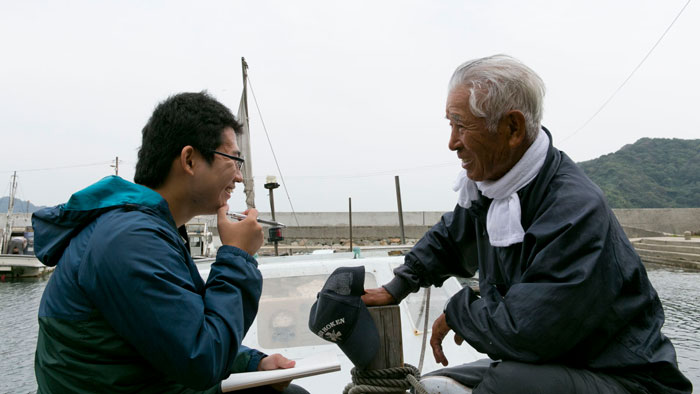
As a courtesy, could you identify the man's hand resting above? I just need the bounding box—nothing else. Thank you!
[430,313,465,367]
[258,354,296,392]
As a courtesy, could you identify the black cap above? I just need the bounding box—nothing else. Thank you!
[308,266,379,369]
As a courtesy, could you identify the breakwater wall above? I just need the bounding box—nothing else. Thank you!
[5,208,699,242]
[188,211,442,242]
[612,208,700,237]
[189,208,700,242]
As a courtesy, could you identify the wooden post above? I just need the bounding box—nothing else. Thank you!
[395,176,405,244]
[349,197,353,252]
[367,305,403,369]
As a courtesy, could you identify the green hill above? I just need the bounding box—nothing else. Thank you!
[578,138,700,208]
[0,197,46,213]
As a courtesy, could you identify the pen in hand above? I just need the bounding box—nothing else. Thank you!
[228,212,287,228]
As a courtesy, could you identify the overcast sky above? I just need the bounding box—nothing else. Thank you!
[1,0,698,213]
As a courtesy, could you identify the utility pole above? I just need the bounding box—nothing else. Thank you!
[3,171,18,253]
[111,156,119,176]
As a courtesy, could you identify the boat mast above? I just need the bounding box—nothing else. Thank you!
[238,57,256,209]
[2,171,18,253]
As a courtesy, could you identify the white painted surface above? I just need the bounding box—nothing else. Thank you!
[198,254,484,393]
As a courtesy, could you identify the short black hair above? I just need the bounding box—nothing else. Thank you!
[134,92,242,188]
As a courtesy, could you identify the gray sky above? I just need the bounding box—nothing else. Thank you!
[1,0,698,213]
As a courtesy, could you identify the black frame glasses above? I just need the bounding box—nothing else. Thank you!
[209,150,245,170]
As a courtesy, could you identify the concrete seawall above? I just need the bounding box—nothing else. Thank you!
[612,208,700,237]
[5,208,699,242]
[186,211,440,242]
[255,211,441,241]
[187,208,700,242]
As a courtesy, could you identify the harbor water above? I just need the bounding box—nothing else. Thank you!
[1,267,698,392]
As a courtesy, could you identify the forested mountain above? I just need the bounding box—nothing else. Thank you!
[0,197,46,213]
[578,138,700,208]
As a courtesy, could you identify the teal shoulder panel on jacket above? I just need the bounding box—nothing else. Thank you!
[63,176,163,212]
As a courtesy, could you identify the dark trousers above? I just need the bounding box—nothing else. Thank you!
[424,359,642,394]
[232,383,309,394]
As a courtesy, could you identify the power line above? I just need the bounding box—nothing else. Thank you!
[247,76,304,228]
[0,161,112,174]
[562,0,692,143]
[249,161,458,180]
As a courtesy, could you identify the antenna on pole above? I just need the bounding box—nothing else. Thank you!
[241,57,250,127]
[110,156,119,176]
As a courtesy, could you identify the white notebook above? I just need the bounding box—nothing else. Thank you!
[220,351,341,392]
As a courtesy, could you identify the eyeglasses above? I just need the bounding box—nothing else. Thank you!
[209,150,245,170]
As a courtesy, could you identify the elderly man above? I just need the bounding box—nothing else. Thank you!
[363,55,692,393]
[33,92,307,393]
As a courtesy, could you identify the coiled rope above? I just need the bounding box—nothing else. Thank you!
[342,364,428,394]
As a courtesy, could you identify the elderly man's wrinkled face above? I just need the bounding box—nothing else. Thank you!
[446,86,517,182]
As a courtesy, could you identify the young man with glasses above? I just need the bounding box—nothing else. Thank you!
[33,92,308,393]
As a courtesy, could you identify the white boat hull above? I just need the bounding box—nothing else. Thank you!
[198,253,484,393]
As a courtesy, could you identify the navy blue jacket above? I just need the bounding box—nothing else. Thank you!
[33,176,264,393]
[385,131,692,393]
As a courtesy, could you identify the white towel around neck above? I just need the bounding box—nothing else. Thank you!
[452,128,549,247]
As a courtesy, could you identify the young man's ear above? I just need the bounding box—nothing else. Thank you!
[179,146,196,176]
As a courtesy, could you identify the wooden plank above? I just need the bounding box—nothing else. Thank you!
[367,305,403,370]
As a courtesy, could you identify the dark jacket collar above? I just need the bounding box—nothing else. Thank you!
[466,126,561,230]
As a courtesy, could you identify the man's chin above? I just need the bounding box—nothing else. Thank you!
[465,172,483,182]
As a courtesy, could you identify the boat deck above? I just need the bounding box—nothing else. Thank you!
[197,252,485,393]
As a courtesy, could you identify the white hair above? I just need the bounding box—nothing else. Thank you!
[448,54,545,142]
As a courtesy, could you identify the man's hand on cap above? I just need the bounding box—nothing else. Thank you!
[362,287,396,306]
[217,205,264,255]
